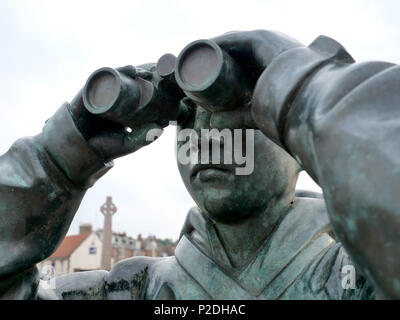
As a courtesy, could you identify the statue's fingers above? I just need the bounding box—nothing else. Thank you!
[116,64,155,80]
[212,30,303,82]
[124,122,164,151]
[116,65,137,79]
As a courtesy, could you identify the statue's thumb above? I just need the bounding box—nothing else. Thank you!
[125,123,164,151]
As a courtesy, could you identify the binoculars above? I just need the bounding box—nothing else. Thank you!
[82,39,251,128]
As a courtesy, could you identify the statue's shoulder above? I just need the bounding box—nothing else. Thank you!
[294,189,326,213]
[295,189,324,200]
[45,269,108,300]
[38,256,166,300]
[105,256,163,300]
[293,190,376,299]
[293,189,331,232]
[306,242,376,300]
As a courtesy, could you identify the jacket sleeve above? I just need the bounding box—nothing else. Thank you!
[253,35,400,299]
[0,103,112,299]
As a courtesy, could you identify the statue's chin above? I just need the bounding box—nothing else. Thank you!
[201,197,254,225]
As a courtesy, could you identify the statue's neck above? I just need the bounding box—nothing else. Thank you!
[214,191,294,270]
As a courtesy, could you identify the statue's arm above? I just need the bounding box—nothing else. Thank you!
[0,103,111,299]
[0,63,175,299]
[252,35,400,299]
[35,256,155,300]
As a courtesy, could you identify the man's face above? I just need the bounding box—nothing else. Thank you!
[176,104,299,224]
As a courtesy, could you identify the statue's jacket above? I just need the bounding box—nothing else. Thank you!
[39,202,374,300]
[1,34,400,299]
[104,203,374,300]
[0,106,374,300]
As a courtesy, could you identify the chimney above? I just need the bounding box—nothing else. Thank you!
[79,223,92,234]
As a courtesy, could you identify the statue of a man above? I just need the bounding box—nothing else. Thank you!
[0,30,399,300]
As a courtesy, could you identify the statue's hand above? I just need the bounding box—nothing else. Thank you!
[67,65,169,161]
[211,30,304,130]
[212,30,303,85]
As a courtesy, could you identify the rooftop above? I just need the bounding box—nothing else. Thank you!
[49,233,90,260]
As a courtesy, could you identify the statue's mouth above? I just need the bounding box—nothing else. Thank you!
[190,164,233,183]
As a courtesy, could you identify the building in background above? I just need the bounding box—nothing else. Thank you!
[96,229,138,266]
[37,224,102,276]
[38,223,176,277]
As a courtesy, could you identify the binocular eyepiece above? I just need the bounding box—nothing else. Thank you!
[82,39,250,127]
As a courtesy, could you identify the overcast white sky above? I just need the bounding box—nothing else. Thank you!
[0,0,399,240]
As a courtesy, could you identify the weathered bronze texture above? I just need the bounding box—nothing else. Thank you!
[83,67,165,128]
[83,57,188,129]
[1,29,399,300]
[157,54,185,103]
[83,67,141,123]
[175,39,251,112]
[157,53,176,78]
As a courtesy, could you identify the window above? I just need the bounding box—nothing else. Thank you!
[89,247,97,255]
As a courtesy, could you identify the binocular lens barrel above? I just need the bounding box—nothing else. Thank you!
[175,39,250,112]
[82,65,182,128]
[83,67,141,124]
[81,40,246,129]
[157,53,177,78]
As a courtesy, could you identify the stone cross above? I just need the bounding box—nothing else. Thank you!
[100,196,117,270]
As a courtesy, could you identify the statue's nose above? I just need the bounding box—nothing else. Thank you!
[189,126,226,154]
[192,105,212,130]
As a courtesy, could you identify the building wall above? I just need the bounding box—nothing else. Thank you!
[112,247,134,267]
[56,259,69,275]
[37,232,176,277]
[69,233,103,272]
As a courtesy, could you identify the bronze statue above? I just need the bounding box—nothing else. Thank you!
[0,30,399,300]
